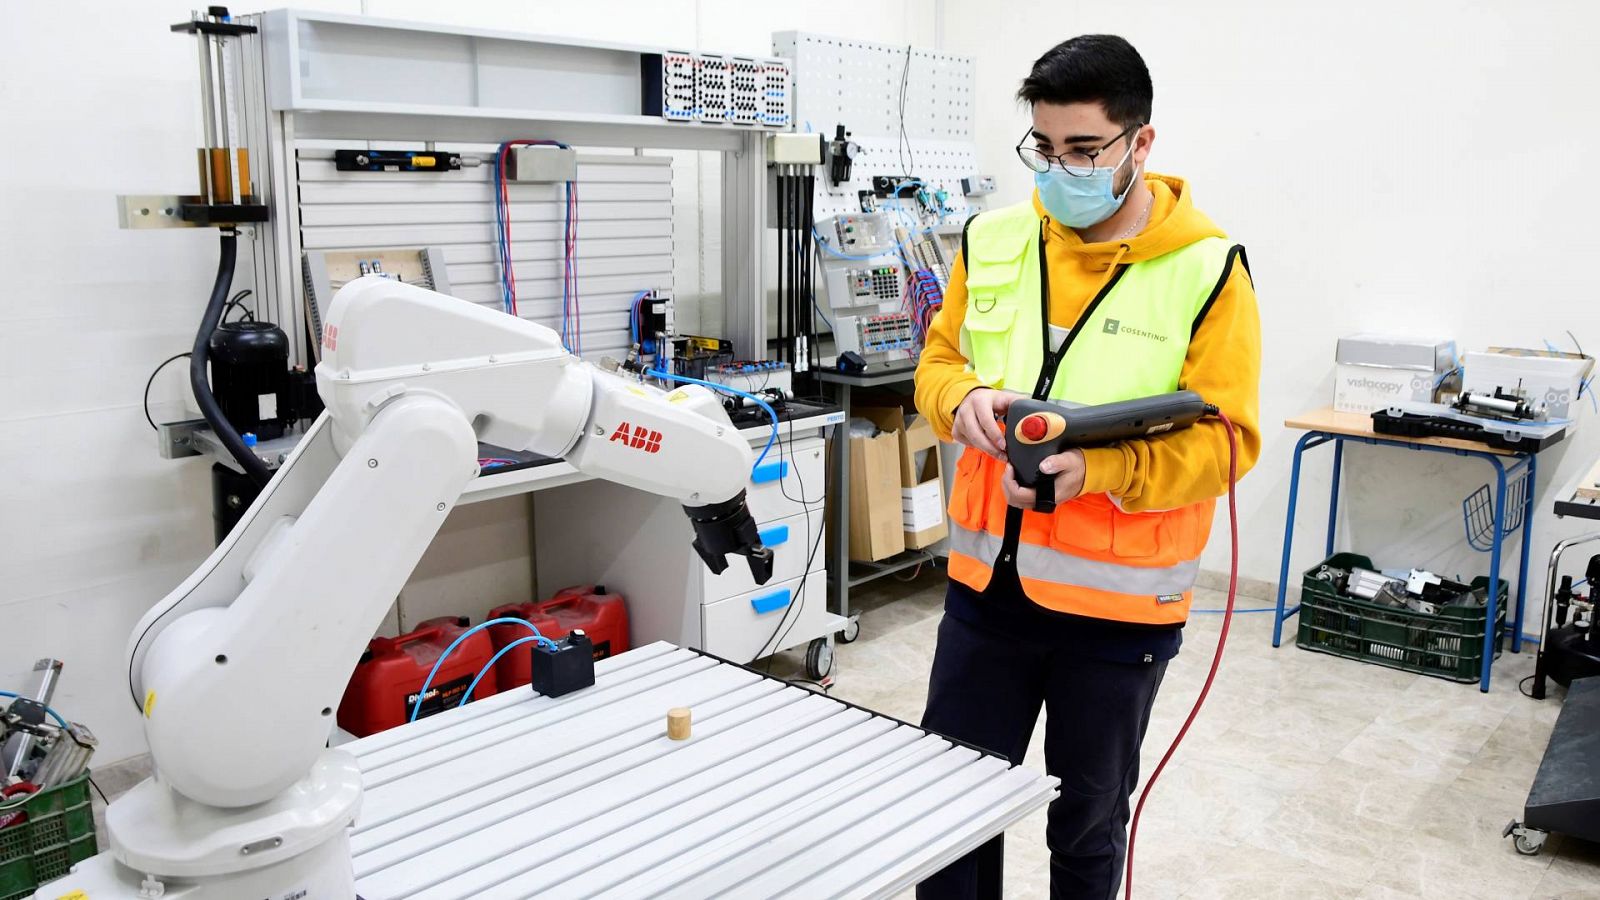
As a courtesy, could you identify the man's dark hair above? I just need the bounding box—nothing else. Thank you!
[1017,35,1152,129]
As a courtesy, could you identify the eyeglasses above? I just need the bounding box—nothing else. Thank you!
[1015,125,1140,175]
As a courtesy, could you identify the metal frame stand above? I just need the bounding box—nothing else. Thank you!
[819,368,932,641]
[1271,430,1537,692]
[1530,531,1600,699]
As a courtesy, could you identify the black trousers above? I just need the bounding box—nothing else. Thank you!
[916,584,1169,900]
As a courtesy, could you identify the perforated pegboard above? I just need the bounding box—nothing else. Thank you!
[811,136,980,220]
[774,32,984,222]
[775,33,974,140]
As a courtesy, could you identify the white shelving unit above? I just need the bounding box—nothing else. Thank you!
[239,8,784,367]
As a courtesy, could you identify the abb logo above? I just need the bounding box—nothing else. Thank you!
[609,422,663,454]
[322,324,339,352]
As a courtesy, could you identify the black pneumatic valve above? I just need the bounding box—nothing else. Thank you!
[531,630,596,698]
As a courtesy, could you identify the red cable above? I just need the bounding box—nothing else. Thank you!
[1124,410,1239,900]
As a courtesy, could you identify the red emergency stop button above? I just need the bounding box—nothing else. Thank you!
[1019,414,1048,442]
[1014,411,1065,445]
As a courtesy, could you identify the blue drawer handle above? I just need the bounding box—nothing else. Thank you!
[757,524,790,547]
[750,588,793,615]
[751,460,789,484]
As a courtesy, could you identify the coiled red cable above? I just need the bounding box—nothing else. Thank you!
[1124,409,1240,899]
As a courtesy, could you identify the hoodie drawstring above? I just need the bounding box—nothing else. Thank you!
[1091,241,1131,290]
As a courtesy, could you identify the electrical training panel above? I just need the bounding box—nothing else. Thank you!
[643,52,792,129]
[836,312,917,357]
[813,211,922,365]
[815,213,904,315]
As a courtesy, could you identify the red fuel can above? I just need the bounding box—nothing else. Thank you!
[488,585,629,691]
[337,615,496,737]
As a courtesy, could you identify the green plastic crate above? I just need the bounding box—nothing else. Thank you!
[0,773,97,900]
[1296,553,1507,683]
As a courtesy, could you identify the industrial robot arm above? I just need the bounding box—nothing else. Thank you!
[99,278,773,896]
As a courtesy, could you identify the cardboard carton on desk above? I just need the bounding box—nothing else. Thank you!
[857,406,949,552]
[1462,348,1594,423]
[1334,333,1456,414]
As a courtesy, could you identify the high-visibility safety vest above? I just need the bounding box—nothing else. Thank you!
[946,201,1247,625]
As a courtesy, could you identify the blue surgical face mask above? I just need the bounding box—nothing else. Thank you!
[1033,140,1138,228]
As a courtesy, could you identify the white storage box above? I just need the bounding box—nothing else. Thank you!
[1334,334,1456,414]
[1461,348,1594,422]
[901,480,944,532]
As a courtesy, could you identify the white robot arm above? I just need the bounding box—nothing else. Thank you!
[96,278,774,898]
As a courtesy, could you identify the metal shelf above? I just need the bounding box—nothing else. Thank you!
[847,550,937,589]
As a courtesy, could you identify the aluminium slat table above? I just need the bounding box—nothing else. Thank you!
[347,642,1058,899]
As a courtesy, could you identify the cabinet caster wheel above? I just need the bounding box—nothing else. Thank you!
[806,638,834,680]
[837,618,860,644]
[1503,820,1547,856]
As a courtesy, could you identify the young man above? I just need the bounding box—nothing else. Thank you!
[913,35,1262,899]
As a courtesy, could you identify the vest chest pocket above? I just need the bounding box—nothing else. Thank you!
[961,308,1016,387]
[961,230,1032,389]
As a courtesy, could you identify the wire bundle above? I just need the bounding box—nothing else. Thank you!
[494,140,581,354]
[629,290,654,351]
[908,268,943,339]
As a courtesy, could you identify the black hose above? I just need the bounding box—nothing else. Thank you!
[190,231,273,487]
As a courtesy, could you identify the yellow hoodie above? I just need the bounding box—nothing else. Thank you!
[913,173,1262,511]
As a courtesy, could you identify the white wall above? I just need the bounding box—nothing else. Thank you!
[941,0,1600,624]
[0,0,935,765]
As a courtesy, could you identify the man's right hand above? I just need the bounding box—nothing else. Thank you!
[951,388,1020,462]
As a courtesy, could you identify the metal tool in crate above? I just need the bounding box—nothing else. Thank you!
[2,660,96,791]
[2,661,98,900]
[1298,553,1508,683]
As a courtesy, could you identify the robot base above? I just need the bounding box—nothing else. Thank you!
[37,751,362,900]
[36,837,354,900]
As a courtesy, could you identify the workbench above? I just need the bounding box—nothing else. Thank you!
[345,642,1058,898]
[1552,454,1600,520]
[1272,408,1538,692]
[816,366,937,643]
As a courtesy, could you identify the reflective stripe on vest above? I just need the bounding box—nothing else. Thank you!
[949,523,1201,595]
[947,200,1238,625]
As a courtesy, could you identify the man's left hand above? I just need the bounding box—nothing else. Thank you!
[1002,449,1086,509]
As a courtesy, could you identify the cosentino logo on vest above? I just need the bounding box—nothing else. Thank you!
[1102,319,1169,343]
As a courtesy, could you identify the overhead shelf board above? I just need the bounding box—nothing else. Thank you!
[262,9,791,148]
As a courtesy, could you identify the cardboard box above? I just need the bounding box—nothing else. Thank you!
[844,425,905,562]
[1333,334,1456,413]
[1461,348,1594,422]
[858,406,949,550]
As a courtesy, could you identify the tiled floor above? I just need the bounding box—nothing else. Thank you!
[86,568,1600,899]
[762,565,1600,899]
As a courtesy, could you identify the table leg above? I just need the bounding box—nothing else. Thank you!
[1325,438,1344,558]
[1511,453,1536,652]
[1274,432,1321,648]
[1481,458,1509,692]
[831,382,852,627]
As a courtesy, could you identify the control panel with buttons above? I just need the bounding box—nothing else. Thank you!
[848,266,902,303]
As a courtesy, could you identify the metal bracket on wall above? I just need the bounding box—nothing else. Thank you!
[117,195,202,229]
[158,418,208,459]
